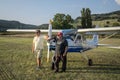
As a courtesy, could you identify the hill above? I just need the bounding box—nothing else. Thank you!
[74,10,120,27]
[0,20,39,31]
[0,10,120,31]
[75,10,120,22]
[92,11,120,21]
[0,19,49,31]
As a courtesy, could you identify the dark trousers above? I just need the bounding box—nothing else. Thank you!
[51,56,56,70]
[55,55,67,72]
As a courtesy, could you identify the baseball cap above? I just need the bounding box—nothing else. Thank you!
[57,32,63,36]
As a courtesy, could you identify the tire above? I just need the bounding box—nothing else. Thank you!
[88,59,92,66]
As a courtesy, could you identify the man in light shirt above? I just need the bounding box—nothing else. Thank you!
[32,30,44,70]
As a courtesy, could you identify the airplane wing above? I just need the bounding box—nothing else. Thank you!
[77,26,120,33]
[6,29,62,33]
[6,26,120,33]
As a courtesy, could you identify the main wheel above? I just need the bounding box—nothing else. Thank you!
[88,59,92,66]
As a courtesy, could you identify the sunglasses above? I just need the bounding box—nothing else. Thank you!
[57,35,62,36]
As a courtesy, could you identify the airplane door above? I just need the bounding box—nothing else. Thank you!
[74,34,82,46]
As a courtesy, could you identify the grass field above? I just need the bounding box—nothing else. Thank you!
[0,36,120,80]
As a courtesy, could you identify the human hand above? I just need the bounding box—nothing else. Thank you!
[32,50,34,53]
[63,53,66,56]
[44,35,49,40]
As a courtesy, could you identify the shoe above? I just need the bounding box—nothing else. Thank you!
[60,70,65,73]
[54,70,58,73]
[51,68,54,70]
[51,63,55,70]
[36,66,40,70]
[51,66,54,70]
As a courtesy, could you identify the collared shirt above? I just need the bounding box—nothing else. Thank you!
[33,36,44,50]
[55,37,68,55]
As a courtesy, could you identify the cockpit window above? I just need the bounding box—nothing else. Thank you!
[65,36,74,41]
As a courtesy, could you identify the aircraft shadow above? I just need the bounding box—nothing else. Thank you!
[67,64,120,74]
[68,60,83,62]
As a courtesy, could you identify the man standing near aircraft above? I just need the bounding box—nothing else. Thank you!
[47,32,68,72]
[32,30,44,70]
[54,32,68,73]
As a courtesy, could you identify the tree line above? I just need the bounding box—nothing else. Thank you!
[52,8,92,29]
[0,9,120,31]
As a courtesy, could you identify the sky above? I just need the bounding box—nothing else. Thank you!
[0,0,120,25]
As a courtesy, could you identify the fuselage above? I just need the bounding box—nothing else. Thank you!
[49,34,95,53]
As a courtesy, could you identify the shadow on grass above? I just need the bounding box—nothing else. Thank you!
[68,60,83,62]
[67,64,120,74]
[93,64,120,67]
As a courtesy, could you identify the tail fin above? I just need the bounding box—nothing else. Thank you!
[92,33,98,46]
[86,25,99,46]
[91,25,99,46]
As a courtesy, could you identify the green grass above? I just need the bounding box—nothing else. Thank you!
[72,19,120,27]
[0,37,120,80]
[92,19,119,27]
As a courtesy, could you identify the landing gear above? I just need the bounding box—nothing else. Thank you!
[80,52,93,66]
[88,59,92,66]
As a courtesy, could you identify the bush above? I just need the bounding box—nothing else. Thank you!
[117,18,120,22]
[112,22,120,26]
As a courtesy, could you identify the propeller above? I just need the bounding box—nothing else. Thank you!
[47,20,52,63]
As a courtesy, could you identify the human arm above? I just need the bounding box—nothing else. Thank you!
[63,46,68,56]
[32,37,35,53]
[63,39,68,56]
[32,43,35,53]
[47,35,57,42]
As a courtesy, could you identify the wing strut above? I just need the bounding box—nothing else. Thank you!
[99,32,118,43]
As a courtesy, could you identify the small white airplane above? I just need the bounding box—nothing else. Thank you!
[6,22,120,66]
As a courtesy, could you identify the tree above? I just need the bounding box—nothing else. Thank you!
[81,8,86,28]
[112,22,120,26]
[118,18,120,22]
[106,21,110,24]
[86,8,92,28]
[65,14,73,23]
[52,13,73,29]
[81,8,92,28]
